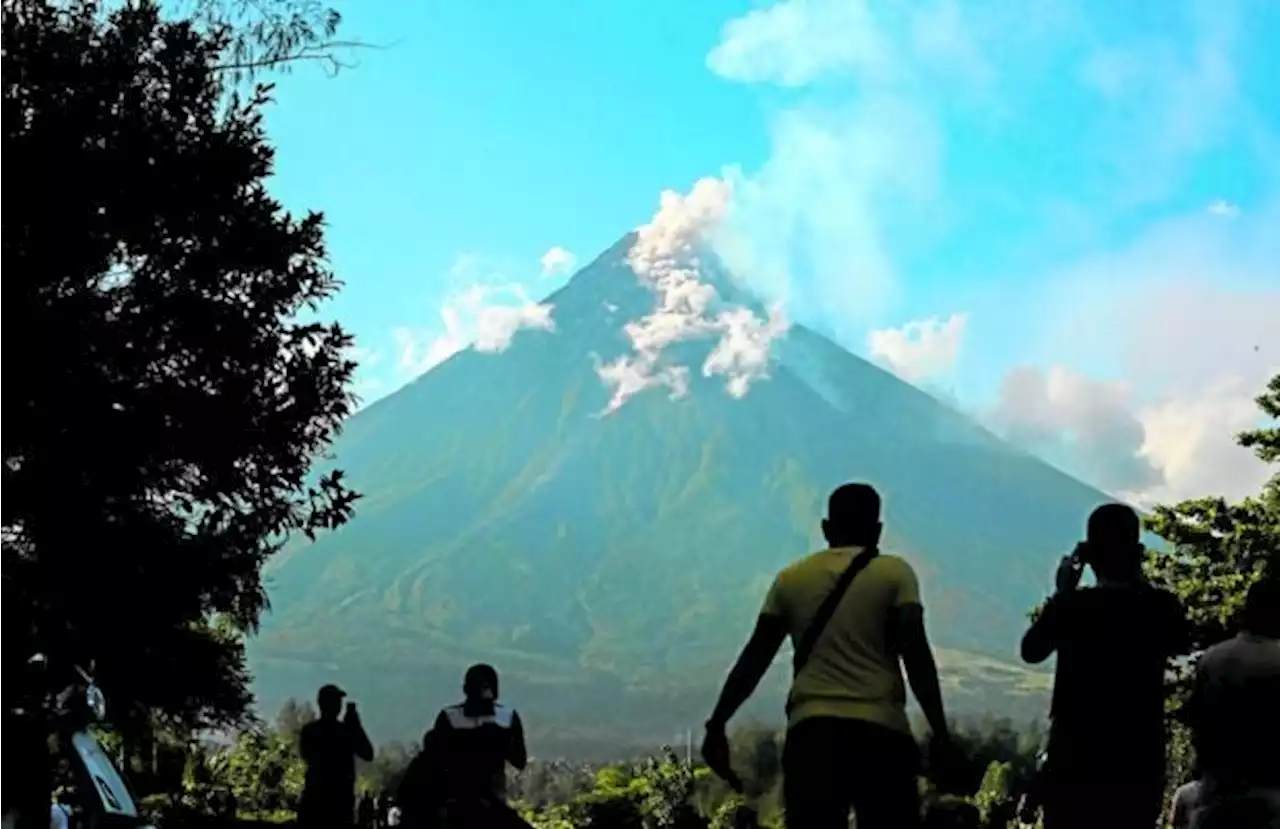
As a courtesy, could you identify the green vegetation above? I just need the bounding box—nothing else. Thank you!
[129,701,1042,828]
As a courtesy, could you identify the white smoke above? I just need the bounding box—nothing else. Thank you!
[595,178,791,414]
[868,313,969,383]
[396,283,555,378]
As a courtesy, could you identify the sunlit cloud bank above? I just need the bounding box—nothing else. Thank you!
[988,205,1280,506]
[686,0,1280,505]
[595,179,789,415]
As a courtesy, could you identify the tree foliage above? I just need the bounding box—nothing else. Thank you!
[174,0,372,83]
[2,0,359,734]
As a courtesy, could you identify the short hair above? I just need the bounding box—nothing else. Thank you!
[464,663,498,692]
[1086,503,1141,546]
[1242,576,1279,636]
[828,483,881,525]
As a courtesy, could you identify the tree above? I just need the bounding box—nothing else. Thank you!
[1143,373,1278,787]
[223,728,306,814]
[176,0,374,83]
[2,0,359,743]
[275,697,318,743]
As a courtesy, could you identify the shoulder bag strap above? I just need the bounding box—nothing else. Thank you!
[792,546,880,676]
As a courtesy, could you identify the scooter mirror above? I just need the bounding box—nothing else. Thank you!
[85,682,107,722]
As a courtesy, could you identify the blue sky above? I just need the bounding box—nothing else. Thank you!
[262,0,1279,504]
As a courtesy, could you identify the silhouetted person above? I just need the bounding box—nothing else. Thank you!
[431,665,530,829]
[1021,503,1190,829]
[701,483,957,829]
[1183,576,1280,828]
[1169,765,1206,829]
[357,791,375,829]
[396,730,444,829]
[298,684,375,829]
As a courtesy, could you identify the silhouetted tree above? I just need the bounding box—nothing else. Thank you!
[2,0,359,745]
[275,698,319,744]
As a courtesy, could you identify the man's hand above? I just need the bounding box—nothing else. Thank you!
[1055,547,1085,594]
[700,723,742,792]
[927,731,971,795]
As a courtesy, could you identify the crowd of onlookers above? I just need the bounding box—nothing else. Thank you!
[293,484,1277,829]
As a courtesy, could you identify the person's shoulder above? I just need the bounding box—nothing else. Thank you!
[875,553,917,576]
[777,549,829,578]
[1140,584,1189,620]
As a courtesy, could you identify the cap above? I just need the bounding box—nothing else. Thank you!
[318,683,347,701]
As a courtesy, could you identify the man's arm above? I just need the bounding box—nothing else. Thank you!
[890,603,949,739]
[507,711,529,771]
[299,722,317,765]
[885,562,948,739]
[1020,595,1063,665]
[345,710,375,762]
[706,614,789,729]
[1180,653,1210,733]
[1164,593,1194,658]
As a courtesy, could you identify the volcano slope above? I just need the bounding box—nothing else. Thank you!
[250,229,1106,755]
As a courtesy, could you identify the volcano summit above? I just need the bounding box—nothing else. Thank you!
[250,192,1112,755]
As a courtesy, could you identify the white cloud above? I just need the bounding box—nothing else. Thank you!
[594,179,791,414]
[706,0,897,88]
[868,313,968,383]
[700,0,1007,349]
[1207,199,1240,218]
[989,365,1163,498]
[395,282,555,378]
[540,246,577,277]
[697,0,1278,507]
[989,204,1280,504]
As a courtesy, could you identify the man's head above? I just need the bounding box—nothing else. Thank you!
[1241,575,1279,638]
[1084,503,1144,581]
[316,684,346,719]
[463,663,499,702]
[821,483,882,549]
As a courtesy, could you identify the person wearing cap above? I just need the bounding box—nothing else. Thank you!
[298,684,375,829]
[1021,503,1191,829]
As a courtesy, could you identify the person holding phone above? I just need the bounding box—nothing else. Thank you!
[1020,504,1191,829]
[298,684,375,829]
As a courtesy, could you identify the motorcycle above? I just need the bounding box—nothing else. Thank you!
[4,653,155,829]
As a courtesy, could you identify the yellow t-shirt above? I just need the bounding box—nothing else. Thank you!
[760,547,921,735]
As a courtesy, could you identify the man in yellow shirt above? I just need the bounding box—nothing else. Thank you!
[701,483,954,829]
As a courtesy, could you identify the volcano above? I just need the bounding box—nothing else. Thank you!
[249,218,1110,757]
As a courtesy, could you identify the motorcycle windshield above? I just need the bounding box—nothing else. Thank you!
[71,731,140,818]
